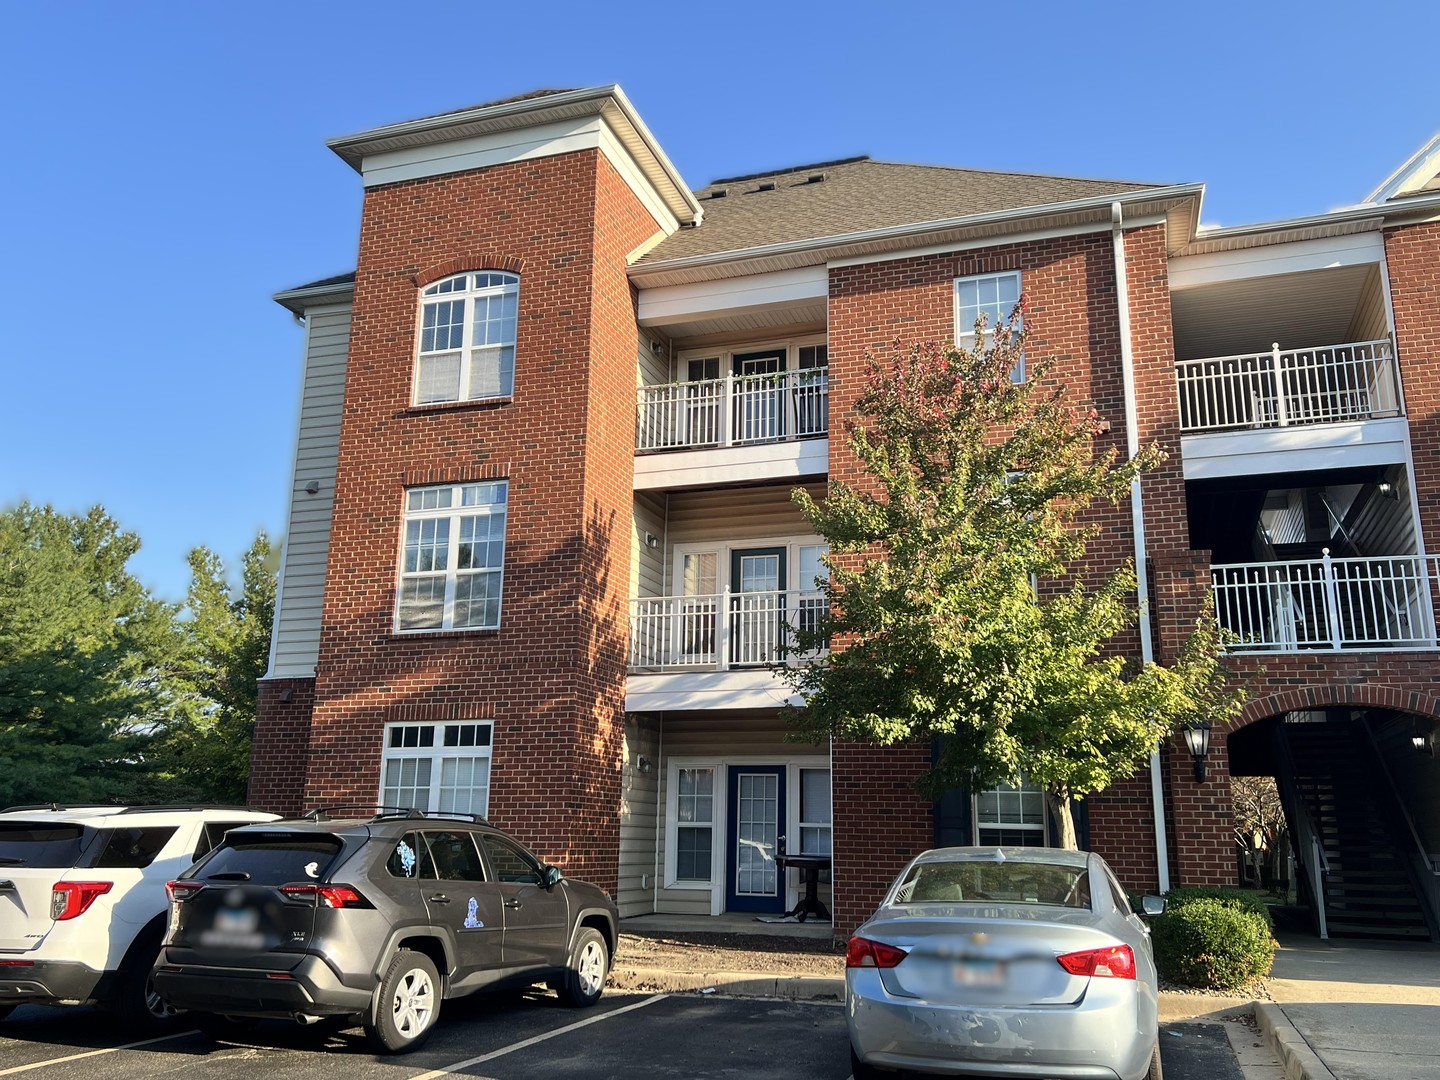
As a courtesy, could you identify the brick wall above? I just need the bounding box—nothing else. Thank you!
[250,678,314,814]
[285,148,658,889]
[1385,222,1440,553]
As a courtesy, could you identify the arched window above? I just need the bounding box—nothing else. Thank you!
[415,271,518,404]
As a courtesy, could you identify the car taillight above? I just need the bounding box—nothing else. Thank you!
[278,883,370,909]
[846,936,909,969]
[1056,944,1137,980]
[166,880,205,902]
[50,881,113,921]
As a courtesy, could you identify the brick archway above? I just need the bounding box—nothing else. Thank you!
[1232,680,1440,731]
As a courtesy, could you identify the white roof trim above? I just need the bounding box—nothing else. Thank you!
[1364,133,1440,204]
[327,85,701,225]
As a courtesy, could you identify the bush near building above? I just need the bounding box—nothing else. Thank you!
[1151,895,1276,991]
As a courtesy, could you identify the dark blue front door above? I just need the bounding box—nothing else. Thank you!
[725,766,786,914]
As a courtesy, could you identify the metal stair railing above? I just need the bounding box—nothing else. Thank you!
[1275,726,1331,939]
[1360,725,1440,941]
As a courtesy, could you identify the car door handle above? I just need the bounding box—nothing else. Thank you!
[504,898,522,909]
[428,894,451,904]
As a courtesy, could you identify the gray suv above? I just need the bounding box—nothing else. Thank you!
[152,808,618,1053]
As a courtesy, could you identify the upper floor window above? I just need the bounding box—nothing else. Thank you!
[397,481,508,632]
[416,272,518,405]
[956,271,1023,382]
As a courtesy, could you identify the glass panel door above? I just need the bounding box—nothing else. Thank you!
[732,349,785,443]
[725,765,786,913]
[730,548,785,666]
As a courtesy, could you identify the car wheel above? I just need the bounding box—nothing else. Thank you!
[109,938,180,1032]
[193,1012,259,1042]
[1146,1038,1164,1080]
[556,927,608,1008]
[365,950,441,1054]
[850,1044,883,1079]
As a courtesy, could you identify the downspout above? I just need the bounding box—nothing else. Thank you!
[1112,201,1172,894]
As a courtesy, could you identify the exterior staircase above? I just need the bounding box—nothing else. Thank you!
[1279,718,1432,940]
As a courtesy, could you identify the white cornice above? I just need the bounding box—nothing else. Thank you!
[326,85,700,225]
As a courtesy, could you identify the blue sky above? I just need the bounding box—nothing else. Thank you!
[3,1,1436,603]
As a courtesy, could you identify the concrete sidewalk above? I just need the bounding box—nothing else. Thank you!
[1256,930,1440,1080]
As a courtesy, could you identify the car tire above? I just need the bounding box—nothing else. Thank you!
[850,1044,883,1080]
[1146,1038,1164,1080]
[365,950,441,1054]
[193,1012,259,1041]
[109,934,179,1032]
[556,927,608,1008]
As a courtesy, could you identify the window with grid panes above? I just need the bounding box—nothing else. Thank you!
[955,271,1024,382]
[380,722,493,816]
[397,481,507,631]
[674,767,714,881]
[975,776,1047,846]
[415,272,518,404]
[798,768,831,855]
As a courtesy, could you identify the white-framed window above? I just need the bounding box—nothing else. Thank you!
[380,721,493,816]
[975,775,1047,846]
[797,767,831,855]
[396,480,508,632]
[955,271,1023,382]
[673,766,716,882]
[415,271,519,405]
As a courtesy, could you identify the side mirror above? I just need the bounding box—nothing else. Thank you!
[542,865,563,889]
[1140,895,1167,917]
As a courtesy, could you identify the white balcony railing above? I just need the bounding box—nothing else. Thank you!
[1212,552,1440,652]
[636,369,829,453]
[1176,339,1398,434]
[628,589,827,671]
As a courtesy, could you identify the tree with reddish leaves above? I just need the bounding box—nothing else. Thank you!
[785,305,1242,848]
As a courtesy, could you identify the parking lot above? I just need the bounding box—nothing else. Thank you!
[0,990,1242,1079]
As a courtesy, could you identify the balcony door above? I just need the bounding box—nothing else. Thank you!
[725,765,786,914]
[730,548,785,666]
[733,349,785,443]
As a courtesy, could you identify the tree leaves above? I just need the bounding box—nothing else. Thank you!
[784,318,1244,848]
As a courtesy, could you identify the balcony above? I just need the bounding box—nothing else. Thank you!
[628,589,825,672]
[636,369,829,453]
[1176,339,1398,435]
[1213,552,1440,652]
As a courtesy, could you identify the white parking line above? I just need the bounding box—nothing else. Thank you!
[0,1030,198,1076]
[408,993,670,1080]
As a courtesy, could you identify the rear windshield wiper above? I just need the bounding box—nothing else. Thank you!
[204,871,252,881]
[0,858,24,866]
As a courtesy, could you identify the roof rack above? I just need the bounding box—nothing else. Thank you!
[373,810,488,825]
[303,805,412,822]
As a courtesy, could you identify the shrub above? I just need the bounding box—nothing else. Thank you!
[1151,897,1276,991]
[1163,886,1274,931]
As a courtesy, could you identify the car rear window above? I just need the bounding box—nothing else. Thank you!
[196,834,343,885]
[895,860,1091,908]
[96,826,177,868]
[0,823,96,867]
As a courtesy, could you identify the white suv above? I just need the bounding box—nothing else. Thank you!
[0,804,277,1028]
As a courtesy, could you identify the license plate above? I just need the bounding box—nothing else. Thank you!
[953,958,1004,986]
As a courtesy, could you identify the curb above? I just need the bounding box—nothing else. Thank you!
[1256,1002,1336,1080]
[608,967,843,1001]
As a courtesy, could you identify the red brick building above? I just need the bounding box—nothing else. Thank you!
[255,88,1440,940]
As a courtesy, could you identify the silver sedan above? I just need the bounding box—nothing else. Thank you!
[846,847,1165,1080]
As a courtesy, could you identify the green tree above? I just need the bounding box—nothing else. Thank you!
[785,309,1243,848]
[0,503,179,805]
[156,533,276,804]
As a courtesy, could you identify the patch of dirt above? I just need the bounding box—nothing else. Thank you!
[617,930,846,977]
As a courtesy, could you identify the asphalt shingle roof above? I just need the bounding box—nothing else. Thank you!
[639,157,1166,264]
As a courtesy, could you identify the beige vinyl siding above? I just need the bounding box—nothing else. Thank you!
[637,330,670,388]
[617,715,661,917]
[665,484,825,549]
[1346,470,1417,556]
[1345,265,1390,343]
[266,305,351,680]
[633,493,667,598]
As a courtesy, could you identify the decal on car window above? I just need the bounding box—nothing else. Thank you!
[396,840,416,878]
[305,861,320,879]
[464,897,483,928]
